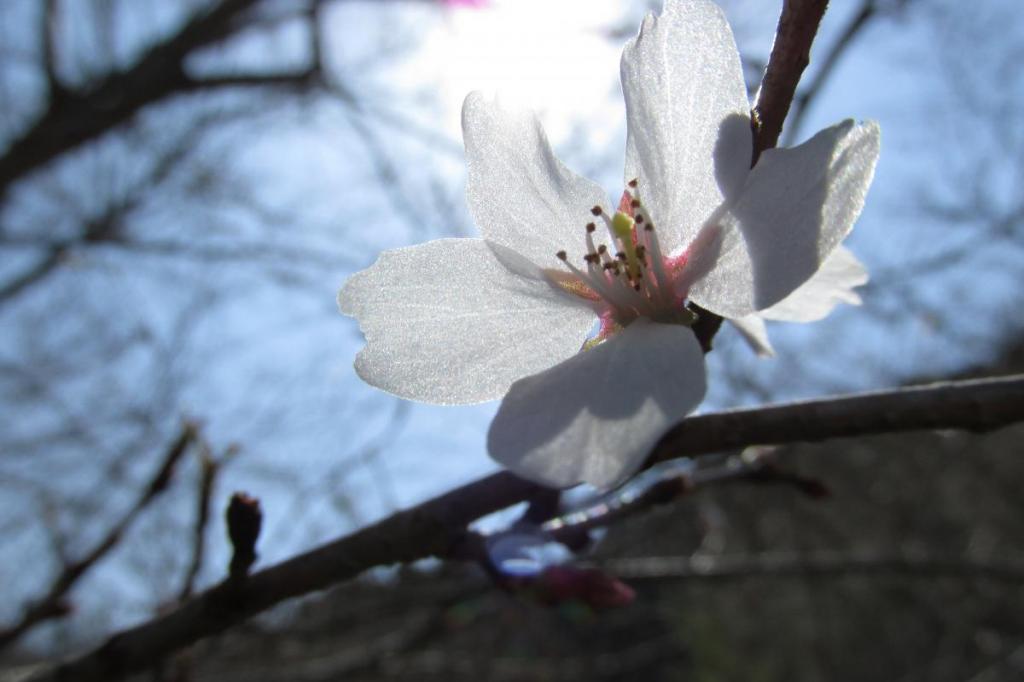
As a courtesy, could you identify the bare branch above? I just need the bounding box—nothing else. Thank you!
[24,373,1024,682]
[645,373,1021,466]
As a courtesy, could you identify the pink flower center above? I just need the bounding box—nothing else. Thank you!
[546,179,697,339]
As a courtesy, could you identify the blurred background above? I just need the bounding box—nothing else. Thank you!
[0,0,1022,679]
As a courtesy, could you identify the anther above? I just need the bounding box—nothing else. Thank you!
[586,223,596,233]
[590,206,603,216]
[636,214,645,224]
[628,178,638,188]
[630,199,640,208]
[597,244,607,254]
[556,250,567,260]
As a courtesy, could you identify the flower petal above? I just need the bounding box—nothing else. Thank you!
[463,92,609,270]
[488,320,706,489]
[338,238,594,405]
[688,120,880,318]
[761,245,867,322]
[729,314,775,357]
[621,0,751,254]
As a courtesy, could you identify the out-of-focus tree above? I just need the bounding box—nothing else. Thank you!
[0,0,467,650]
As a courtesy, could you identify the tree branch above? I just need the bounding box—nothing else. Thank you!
[645,373,1021,466]
[25,374,1024,682]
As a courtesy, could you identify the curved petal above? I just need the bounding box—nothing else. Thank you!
[338,238,594,405]
[463,92,610,270]
[761,245,867,322]
[689,120,880,318]
[729,315,774,357]
[621,0,751,254]
[488,320,706,490]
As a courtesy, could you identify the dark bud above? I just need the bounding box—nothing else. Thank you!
[227,492,262,580]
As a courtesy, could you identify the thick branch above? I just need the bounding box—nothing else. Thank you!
[27,374,1024,682]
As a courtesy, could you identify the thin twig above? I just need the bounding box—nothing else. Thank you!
[177,442,237,602]
[25,374,1024,682]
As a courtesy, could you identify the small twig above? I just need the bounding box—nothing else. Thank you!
[178,442,239,602]
[0,421,197,651]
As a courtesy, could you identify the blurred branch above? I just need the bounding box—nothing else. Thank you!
[0,248,64,301]
[0,421,198,651]
[0,0,326,200]
[26,373,1024,682]
[40,0,64,100]
[602,550,1024,585]
[178,441,239,602]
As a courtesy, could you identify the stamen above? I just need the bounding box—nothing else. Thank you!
[549,180,693,330]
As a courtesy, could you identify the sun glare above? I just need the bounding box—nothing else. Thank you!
[405,0,624,144]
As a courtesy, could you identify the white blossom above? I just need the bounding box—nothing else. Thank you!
[730,245,869,357]
[339,0,880,489]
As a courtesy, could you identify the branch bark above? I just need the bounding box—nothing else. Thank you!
[25,374,1024,682]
